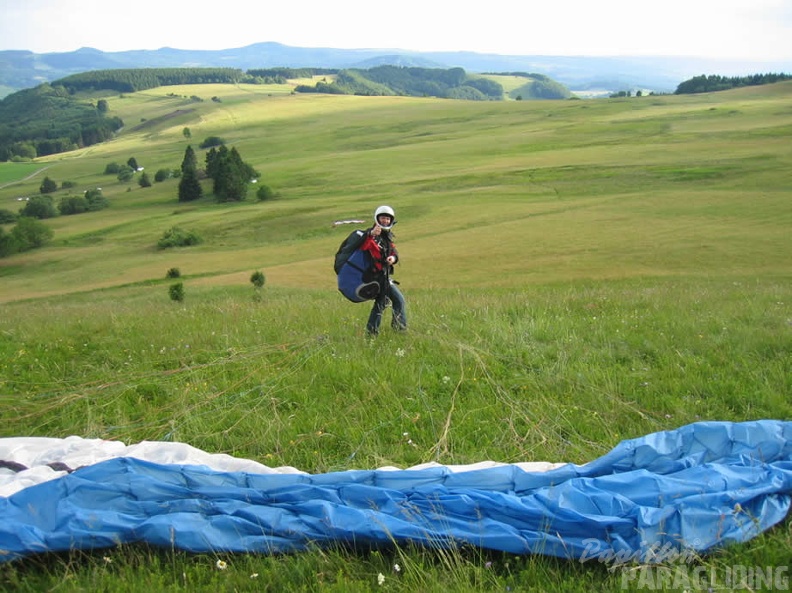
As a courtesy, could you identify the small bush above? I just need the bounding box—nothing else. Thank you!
[58,196,89,215]
[20,195,58,219]
[250,270,266,288]
[168,282,184,302]
[256,184,276,201]
[157,226,202,250]
[199,136,225,149]
[85,189,108,212]
[154,168,172,182]
[166,267,181,278]
[117,166,134,182]
[0,208,17,224]
[9,217,53,253]
[39,176,58,194]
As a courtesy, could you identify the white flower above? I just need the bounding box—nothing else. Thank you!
[250,573,259,579]
[395,348,405,357]
[215,559,228,570]
[393,563,401,572]
[442,376,451,384]
[377,572,385,585]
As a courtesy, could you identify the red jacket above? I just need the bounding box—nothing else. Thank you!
[360,229,398,273]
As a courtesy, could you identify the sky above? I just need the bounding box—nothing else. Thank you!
[1,0,791,62]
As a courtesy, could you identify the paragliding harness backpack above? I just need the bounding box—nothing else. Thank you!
[334,229,390,303]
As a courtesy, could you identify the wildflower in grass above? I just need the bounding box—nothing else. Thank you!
[216,559,228,570]
[103,556,112,564]
[250,573,259,579]
[378,572,386,585]
[485,561,492,569]
[393,563,401,573]
[395,348,405,357]
[442,375,451,384]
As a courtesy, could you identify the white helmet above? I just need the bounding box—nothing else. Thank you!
[374,205,396,230]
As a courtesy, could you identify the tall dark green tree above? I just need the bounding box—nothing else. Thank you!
[204,146,220,179]
[178,145,202,202]
[181,145,197,173]
[211,146,248,202]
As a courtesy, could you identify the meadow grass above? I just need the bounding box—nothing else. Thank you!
[0,162,46,187]
[1,81,791,591]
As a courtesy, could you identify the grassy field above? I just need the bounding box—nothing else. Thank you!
[1,81,791,591]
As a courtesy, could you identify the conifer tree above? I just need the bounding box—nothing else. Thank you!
[177,145,202,202]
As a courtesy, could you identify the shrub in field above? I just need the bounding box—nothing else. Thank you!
[0,208,17,223]
[39,176,57,194]
[84,188,108,211]
[256,184,275,201]
[58,196,89,215]
[157,226,202,249]
[168,282,184,302]
[1,216,53,256]
[199,136,225,149]
[0,227,14,257]
[166,267,181,278]
[117,165,135,182]
[250,270,266,300]
[250,270,266,288]
[154,168,172,182]
[19,195,58,219]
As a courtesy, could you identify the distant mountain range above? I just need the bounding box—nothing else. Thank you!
[2,41,791,98]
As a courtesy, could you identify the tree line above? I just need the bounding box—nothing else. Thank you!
[294,66,506,100]
[675,73,791,94]
[56,68,247,93]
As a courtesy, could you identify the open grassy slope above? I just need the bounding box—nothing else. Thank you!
[1,82,791,592]
[1,82,790,303]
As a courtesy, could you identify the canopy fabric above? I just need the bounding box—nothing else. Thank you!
[1,420,791,564]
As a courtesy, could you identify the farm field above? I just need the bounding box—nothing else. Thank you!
[1,81,791,591]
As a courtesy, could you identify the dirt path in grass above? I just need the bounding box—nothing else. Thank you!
[0,164,51,190]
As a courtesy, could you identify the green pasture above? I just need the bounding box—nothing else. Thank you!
[1,82,791,591]
[3,82,790,302]
[0,161,46,187]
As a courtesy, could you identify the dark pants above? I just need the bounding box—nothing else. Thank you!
[366,280,407,335]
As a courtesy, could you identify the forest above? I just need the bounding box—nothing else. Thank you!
[674,72,791,94]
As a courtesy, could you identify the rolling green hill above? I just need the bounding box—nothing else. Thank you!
[1,82,791,591]
[2,81,790,303]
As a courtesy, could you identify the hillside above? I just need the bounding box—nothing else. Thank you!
[1,80,790,303]
[4,42,792,98]
[0,67,571,162]
[1,81,791,591]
